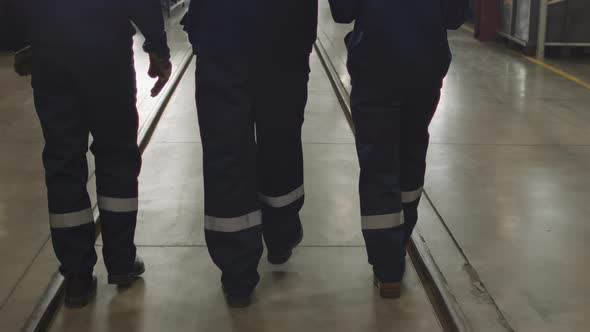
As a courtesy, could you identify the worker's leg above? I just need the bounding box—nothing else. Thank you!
[253,54,310,259]
[32,52,96,277]
[195,54,263,297]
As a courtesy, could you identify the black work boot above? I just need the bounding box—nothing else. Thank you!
[402,199,420,254]
[372,256,406,299]
[267,228,303,265]
[222,287,253,308]
[373,275,402,299]
[64,274,97,308]
[108,256,145,286]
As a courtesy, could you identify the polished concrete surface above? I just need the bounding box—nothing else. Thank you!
[544,51,590,86]
[0,11,191,331]
[426,32,590,332]
[317,1,590,330]
[49,248,440,332]
[49,57,443,331]
[0,52,48,322]
[3,2,590,331]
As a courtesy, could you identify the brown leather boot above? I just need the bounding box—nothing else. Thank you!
[374,275,402,299]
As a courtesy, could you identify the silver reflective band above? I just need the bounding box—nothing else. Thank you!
[98,196,138,213]
[49,208,94,229]
[362,213,404,230]
[205,210,262,233]
[402,188,423,203]
[259,185,305,208]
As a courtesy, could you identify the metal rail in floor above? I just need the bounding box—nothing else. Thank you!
[28,46,467,332]
[21,52,194,332]
[313,39,468,332]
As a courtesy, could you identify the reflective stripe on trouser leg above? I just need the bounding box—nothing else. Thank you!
[49,208,97,276]
[204,212,263,296]
[98,196,138,212]
[49,208,94,229]
[259,187,305,255]
[205,210,262,233]
[401,187,423,203]
[98,196,139,275]
[362,212,404,230]
[259,185,304,208]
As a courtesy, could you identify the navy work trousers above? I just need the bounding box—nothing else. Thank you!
[195,53,310,296]
[348,51,444,282]
[32,47,141,277]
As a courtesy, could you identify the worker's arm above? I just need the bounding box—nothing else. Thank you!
[444,0,469,30]
[328,0,360,24]
[12,21,30,54]
[128,0,171,59]
[7,0,32,76]
[180,0,200,37]
[6,0,29,51]
[128,0,172,97]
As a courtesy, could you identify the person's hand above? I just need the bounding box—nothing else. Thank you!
[14,46,32,76]
[148,53,172,97]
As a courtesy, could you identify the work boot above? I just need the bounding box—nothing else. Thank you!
[373,275,402,299]
[222,287,252,308]
[108,256,145,286]
[267,229,303,265]
[64,274,97,308]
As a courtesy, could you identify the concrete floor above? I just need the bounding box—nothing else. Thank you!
[3,2,590,331]
[425,28,590,332]
[49,248,441,332]
[0,12,191,331]
[49,56,443,331]
[544,51,590,86]
[315,1,590,331]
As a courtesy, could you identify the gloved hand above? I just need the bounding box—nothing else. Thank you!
[14,46,32,76]
[148,53,172,97]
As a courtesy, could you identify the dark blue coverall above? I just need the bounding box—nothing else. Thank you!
[11,0,170,277]
[182,0,318,297]
[330,0,452,283]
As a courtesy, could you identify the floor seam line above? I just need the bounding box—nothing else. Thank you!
[423,191,515,331]
[0,236,51,313]
[150,141,357,145]
[97,244,367,248]
[430,143,590,147]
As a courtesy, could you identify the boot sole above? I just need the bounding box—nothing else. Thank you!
[64,279,97,309]
[222,286,253,308]
[108,266,146,286]
[267,231,303,265]
[373,277,402,299]
[267,251,294,265]
[225,295,252,308]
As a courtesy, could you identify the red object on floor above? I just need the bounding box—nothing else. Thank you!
[474,0,500,41]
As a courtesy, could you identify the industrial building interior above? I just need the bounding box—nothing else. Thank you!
[1,0,590,331]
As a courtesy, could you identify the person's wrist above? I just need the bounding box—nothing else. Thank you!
[15,45,32,56]
[149,52,171,71]
[150,51,170,63]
